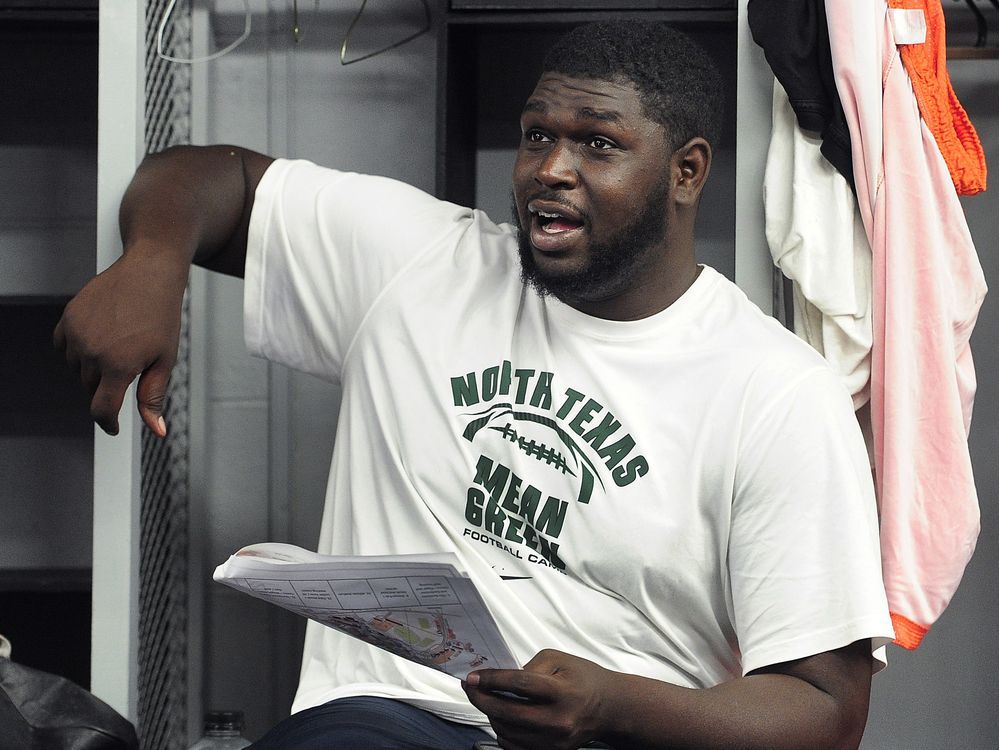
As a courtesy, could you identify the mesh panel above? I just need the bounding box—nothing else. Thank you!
[138,2,192,748]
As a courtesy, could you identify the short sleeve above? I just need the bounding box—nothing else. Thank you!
[244,159,476,381]
[728,365,893,674]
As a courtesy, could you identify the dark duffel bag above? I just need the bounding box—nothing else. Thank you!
[0,656,138,750]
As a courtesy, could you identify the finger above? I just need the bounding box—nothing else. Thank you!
[136,362,172,437]
[80,360,103,397]
[492,719,561,750]
[521,649,565,674]
[63,346,83,378]
[495,737,533,750]
[464,684,552,729]
[90,374,131,436]
[466,669,553,703]
[52,316,66,352]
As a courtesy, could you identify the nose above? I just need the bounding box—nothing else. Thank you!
[535,140,577,189]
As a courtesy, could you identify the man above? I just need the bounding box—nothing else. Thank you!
[55,21,893,749]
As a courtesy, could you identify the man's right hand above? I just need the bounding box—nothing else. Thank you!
[53,144,273,437]
[54,244,189,437]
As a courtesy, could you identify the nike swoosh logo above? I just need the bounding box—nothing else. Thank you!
[500,575,533,581]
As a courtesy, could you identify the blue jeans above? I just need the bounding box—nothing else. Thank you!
[249,696,493,750]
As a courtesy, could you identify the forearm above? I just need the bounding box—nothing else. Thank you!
[119,144,270,277]
[55,144,272,435]
[598,669,863,750]
[464,642,872,750]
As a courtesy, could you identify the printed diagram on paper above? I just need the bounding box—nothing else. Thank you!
[214,543,518,679]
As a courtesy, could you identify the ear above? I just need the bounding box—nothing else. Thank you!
[670,137,712,208]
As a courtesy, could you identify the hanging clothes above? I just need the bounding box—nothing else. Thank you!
[825,0,987,648]
[886,0,988,195]
[747,0,855,186]
[763,80,874,412]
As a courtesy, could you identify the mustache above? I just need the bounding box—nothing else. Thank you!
[509,190,589,229]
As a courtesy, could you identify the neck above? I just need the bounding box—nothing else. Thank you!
[563,241,700,321]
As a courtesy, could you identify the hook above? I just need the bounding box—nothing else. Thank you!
[961,0,988,47]
[292,0,323,43]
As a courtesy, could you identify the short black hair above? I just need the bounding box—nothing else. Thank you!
[542,20,724,151]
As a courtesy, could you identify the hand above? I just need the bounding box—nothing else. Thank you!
[53,246,189,437]
[462,649,617,750]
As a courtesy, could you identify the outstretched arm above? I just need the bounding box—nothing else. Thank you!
[53,144,274,436]
[463,641,874,750]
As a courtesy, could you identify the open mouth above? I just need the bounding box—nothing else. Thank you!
[527,200,586,251]
[534,208,585,234]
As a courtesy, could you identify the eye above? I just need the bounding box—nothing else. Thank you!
[523,129,552,144]
[586,136,617,150]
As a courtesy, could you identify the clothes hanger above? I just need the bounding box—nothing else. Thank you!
[156,0,252,64]
[158,0,431,65]
[337,0,432,65]
[947,0,997,59]
[962,0,989,47]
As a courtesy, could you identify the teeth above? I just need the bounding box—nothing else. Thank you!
[536,210,562,219]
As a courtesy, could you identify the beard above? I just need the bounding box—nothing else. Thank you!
[512,178,670,305]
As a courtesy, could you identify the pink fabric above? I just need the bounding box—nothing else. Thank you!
[825,0,986,647]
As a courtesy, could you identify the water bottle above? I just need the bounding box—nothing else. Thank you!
[187,710,252,749]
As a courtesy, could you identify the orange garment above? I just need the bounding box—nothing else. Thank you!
[887,0,987,195]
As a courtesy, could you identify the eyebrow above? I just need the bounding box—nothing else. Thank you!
[522,100,625,126]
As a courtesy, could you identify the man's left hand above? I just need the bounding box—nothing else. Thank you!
[462,649,615,750]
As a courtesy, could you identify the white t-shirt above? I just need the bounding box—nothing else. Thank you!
[245,159,893,726]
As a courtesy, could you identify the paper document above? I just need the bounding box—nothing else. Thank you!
[214,542,519,679]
